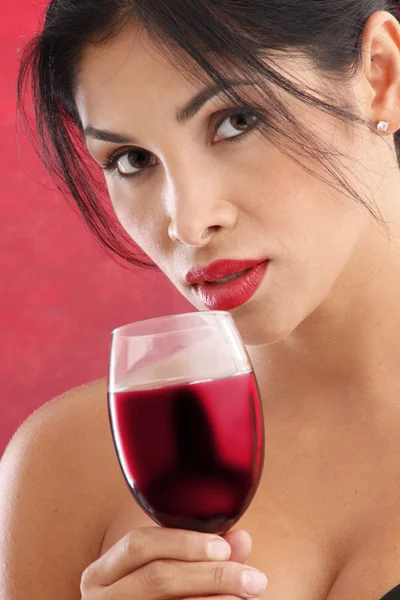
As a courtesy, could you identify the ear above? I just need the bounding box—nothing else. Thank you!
[361,10,400,135]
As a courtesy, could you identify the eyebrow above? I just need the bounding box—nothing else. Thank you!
[84,79,245,143]
[176,79,242,125]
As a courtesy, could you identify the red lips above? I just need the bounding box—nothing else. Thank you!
[186,258,270,311]
[186,259,267,285]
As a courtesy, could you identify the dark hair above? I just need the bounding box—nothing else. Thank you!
[17,0,400,267]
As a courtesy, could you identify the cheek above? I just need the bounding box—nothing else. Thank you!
[252,163,367,304]
[288,200,364,278]
[237,215,366,346]
[279,203,366,324]
[106,180,170,261]
[256,152,365,250]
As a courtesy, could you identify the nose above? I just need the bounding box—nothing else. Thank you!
[165,165,238,248]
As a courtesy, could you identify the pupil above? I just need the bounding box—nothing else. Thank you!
[234,114,251,131]
[129,150,148,168]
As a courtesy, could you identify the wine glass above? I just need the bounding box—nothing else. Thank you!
[108,311,264,535]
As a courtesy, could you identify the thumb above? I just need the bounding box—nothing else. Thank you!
[222,529,252,564]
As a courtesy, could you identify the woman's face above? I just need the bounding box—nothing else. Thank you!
[75,25,389,345]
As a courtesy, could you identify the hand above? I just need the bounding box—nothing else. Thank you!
[80,527,268,599]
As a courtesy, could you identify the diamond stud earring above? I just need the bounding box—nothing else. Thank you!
[377,121,390,133]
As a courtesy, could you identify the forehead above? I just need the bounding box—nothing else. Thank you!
[75,25,200,128]
[74,23,327,136]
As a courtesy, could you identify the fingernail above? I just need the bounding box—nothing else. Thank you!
[206,539,231,561]
[242,570,268,596]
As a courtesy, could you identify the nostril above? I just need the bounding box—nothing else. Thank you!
[202,225,220,238]
[168,222,222,247]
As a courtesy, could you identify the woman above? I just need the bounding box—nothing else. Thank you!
[1,0,400,598]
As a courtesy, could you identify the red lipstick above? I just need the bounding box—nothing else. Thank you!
[186,258,269,311]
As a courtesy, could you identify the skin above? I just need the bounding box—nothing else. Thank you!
[2,8,400,600]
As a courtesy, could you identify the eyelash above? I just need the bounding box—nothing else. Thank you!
[101,107,263,182]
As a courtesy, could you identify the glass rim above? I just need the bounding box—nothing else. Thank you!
[111,310,231,337]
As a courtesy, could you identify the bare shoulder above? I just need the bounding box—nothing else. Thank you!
[0,378,130,599]
[1,378,121,498]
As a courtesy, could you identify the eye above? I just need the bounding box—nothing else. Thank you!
[214,111,259,143]
[115,149,156,176]
[108,148,157,178]
[102,109,260,180]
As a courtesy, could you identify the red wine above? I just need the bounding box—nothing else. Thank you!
[108,372,264,534]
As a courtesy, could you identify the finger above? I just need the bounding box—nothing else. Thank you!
[81,527,231,588]
[223,530,252,564]
[117,559,268,600]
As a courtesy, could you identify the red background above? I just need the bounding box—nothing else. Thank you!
[1,1,192,455]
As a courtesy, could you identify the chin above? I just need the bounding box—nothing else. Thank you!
[185,287,306,346]
[234,321,294,347]
[230,303,300,347]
